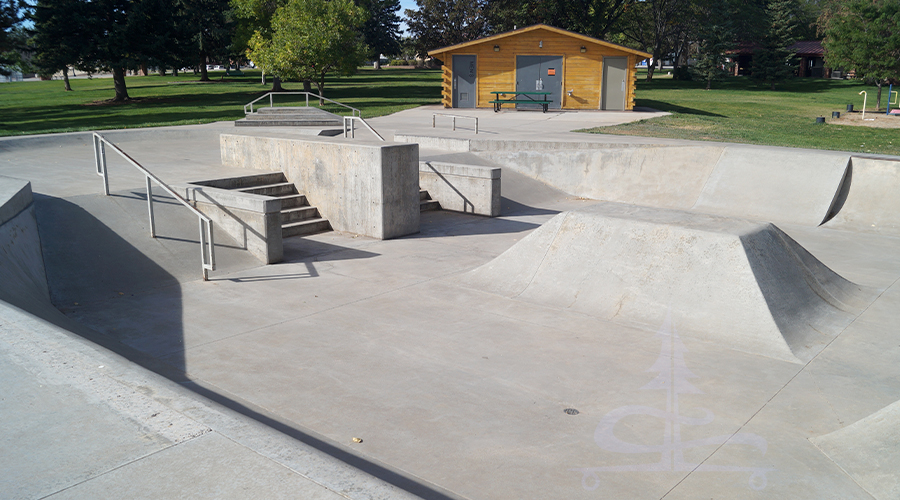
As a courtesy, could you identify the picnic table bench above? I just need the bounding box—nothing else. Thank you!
[489,91,552,112]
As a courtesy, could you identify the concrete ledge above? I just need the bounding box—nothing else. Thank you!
[0,175,33,225]
[221,134,419,240]
[419,161,501,217]
[395,135,471,153]
[180,184,283,264]
[0,176,50,309]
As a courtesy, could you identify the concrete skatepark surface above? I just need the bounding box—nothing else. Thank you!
[1,107,899,499]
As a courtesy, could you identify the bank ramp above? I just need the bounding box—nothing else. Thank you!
[458,203,872,363]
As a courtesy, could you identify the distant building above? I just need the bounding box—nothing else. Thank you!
[728,41,834,79]
[427,24,651,111]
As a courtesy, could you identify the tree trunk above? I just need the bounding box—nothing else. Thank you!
[199,51,210,82]
[271,77,284,92]
[173,67,178,76]
[316,74,326,105]
[876,83,883,111]
[63,67,72,91]
[303,80,312,93]
[706,75,713,91]
[141,63,149,76]
[112,67,129,101]
[374,60,381,70]
[158,66,166,76]
[261,71,266,85]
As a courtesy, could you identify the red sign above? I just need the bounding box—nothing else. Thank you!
[547,68,556,76]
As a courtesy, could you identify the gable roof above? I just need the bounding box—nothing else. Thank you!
[428,24,652,59]
[789,41,824,56]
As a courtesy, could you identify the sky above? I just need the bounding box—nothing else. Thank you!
[398,0,417,34]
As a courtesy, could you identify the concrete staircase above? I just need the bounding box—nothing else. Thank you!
[231,173,331,238]
[419,190,440,212]
[235,107,343,127]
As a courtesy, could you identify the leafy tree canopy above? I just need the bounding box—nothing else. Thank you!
[751,0,799,89]
[821,0,900,109]
[405,0,488,57]
[0,0,22,75]
[247,0,367,95]
[356,0,402,62]
[485,0,634,39]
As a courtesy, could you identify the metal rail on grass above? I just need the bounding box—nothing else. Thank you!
[92,132,215,281]
[243,91,361,116]
[432,113,478,134]
[343,116,385,141]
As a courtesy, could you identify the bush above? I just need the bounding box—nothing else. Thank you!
[388,59,409,66]
[672,66,693,81]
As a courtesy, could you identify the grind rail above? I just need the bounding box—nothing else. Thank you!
[343,116,385,141]
[243,92,361,116]
[92,132,216,280]
[432,113,479,134]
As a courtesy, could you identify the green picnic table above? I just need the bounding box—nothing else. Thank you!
[489,91,553,112]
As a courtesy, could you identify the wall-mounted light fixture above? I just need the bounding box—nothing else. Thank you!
[539,40,543,48]
[493,45,500,52]
[580,46,587,53]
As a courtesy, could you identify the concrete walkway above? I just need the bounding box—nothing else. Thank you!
[2,113,899,499]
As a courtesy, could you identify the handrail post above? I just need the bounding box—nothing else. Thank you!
[475,118,478,134]
[452,117,456,131]
[146,175,156,238]
[269,93,273,109]
[432,115,435,128]
[306,93,309,107]
[98,137,110,196]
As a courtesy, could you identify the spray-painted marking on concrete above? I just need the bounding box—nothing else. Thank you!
[573,314,774,491]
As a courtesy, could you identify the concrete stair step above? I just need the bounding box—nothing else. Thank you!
[257,107,337,115]
[237,182,297,196]
[420,200,441,212]
[278,194,309,209]
[419,189,430,201]
[235,119,343,127]
[281,206,319,224]
[282,218,331,238]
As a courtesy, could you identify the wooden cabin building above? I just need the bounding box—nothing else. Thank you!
[428,24,651,111]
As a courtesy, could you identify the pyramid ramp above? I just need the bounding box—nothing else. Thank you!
[811,399,900,500]
[458,203,872,363]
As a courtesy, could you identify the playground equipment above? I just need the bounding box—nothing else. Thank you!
[888,84,898,115]
[858,91,875,120]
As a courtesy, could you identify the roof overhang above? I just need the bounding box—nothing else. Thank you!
[428,24,652,59]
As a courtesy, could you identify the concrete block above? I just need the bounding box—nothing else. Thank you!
[395,134,471,153]
[419,161,501,217]
[0,176,49,308]
[221,134,419,240]
[181,185,283,264]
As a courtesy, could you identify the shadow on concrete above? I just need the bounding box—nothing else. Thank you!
[31,193,455,500]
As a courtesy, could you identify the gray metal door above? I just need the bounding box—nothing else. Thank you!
[515,55,563,110]
[602,57,627,111]
[453,55,476,108]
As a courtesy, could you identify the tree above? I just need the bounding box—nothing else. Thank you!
[232,0,290,90]
[821,0,900,110]
[692,1,737,90]
[485,0,635,39]
[32,0,88,90]
[247,0,367,98]
[88,0,175,100]
[617,0,692,81]
[405,0,488,58]
[176,0,235,82]
[751,0,799,90]
[0,0,22,76]
[356,0,401,69]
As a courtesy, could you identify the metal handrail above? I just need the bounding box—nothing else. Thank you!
[432,113,478,134]
[92,132,216,281]
[343,116,385,141]
[243,92,361,117]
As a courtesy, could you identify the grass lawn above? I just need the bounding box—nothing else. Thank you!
[581,73,900,156]
[0,68,442,137]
